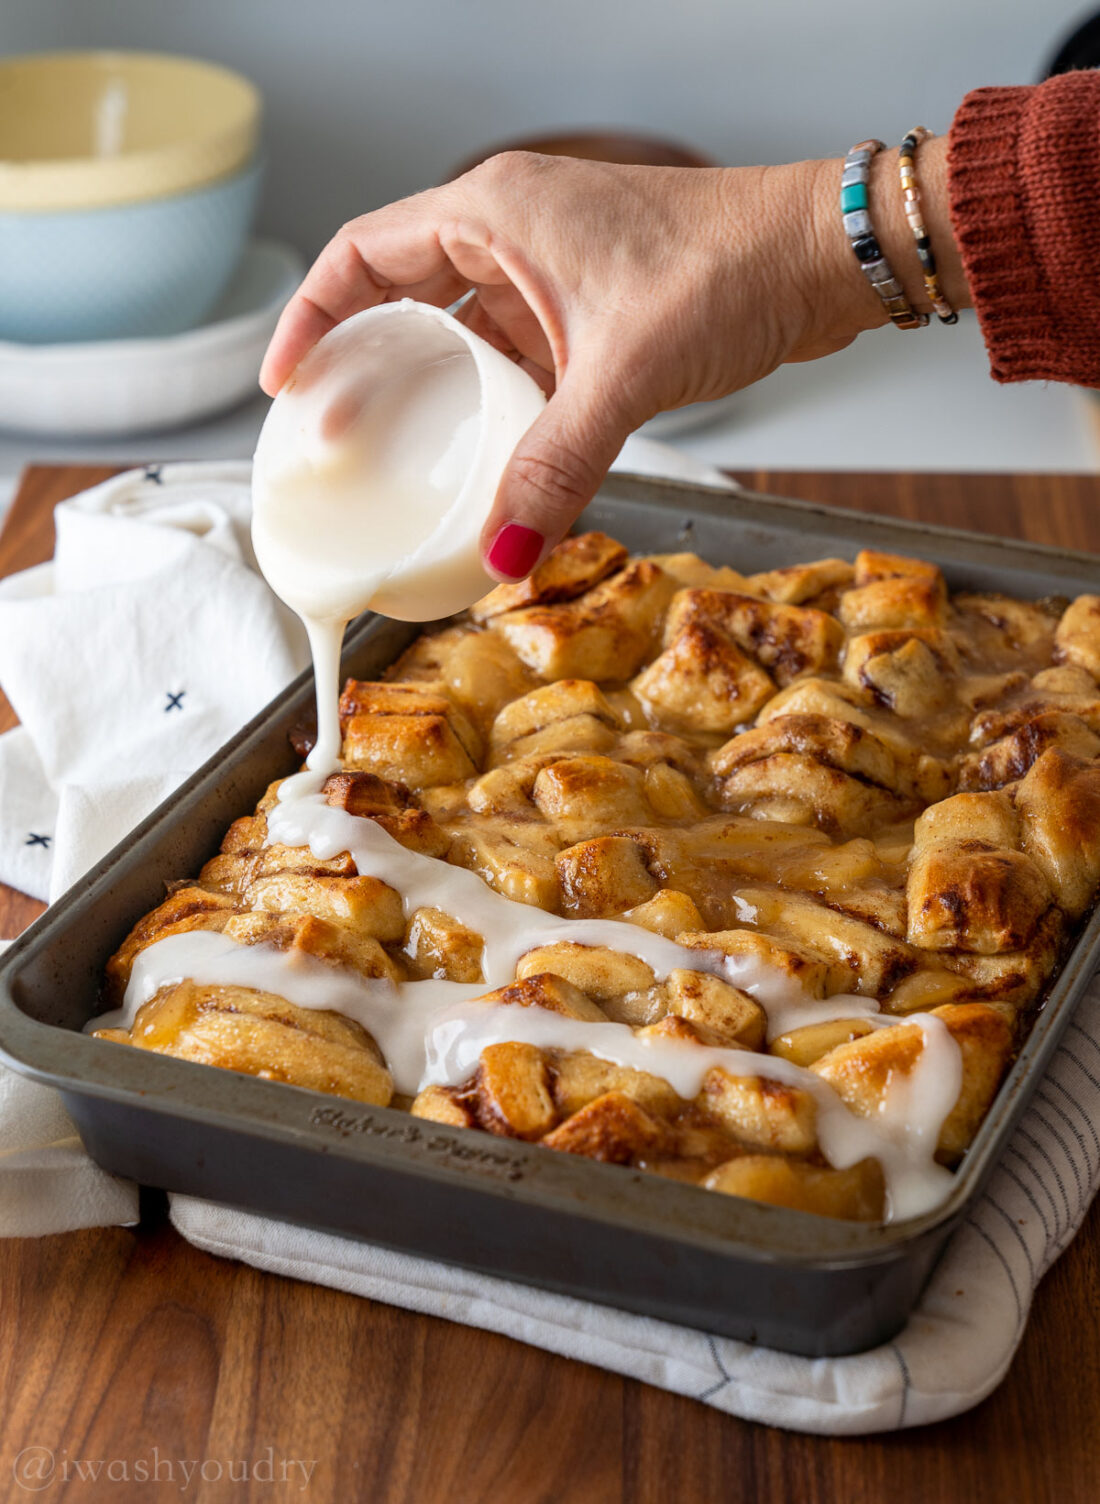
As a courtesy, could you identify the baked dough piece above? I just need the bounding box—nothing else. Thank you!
[1015,748,1100,919]
[339,680,482,762]
[906,792,1053,954]
[714,750,909,837]
[1055,594,1100,679]
[938,909,1066,1009]
[631,622,775,734]
[96,980,393,1106]
[385,623,535,728]
[491,560,675,679]
[712,713,902,791]
[642,551,752,592]
[404,906,485,982]
[515,942,662,1023]
[661,969,766,1049]
[531,755,654,845]
[744,558,854,605]
[842,628,961,719]
[838,574,946,633]
[489,679,618,758]
[105,886,240,1005]
[223,912,403,983]
[664,588,844,685]
[444,821,561,911]
[703,1155,885,1221]
[697,1069,818,1153]
[556,833,660,917]
[811,1002,1014,1161]
[727,884,923,996]
[969,666,1100,744]
[340,681,479,788]
[853,549,942,586]
[471,530,628,621]
[957,711,1100,792]
[677,928,831,1000]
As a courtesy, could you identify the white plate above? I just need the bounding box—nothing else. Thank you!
[0,238,304,438]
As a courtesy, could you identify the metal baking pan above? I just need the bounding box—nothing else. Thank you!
[2,475,1099,1358]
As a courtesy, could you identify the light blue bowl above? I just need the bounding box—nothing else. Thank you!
[0,156,263,343]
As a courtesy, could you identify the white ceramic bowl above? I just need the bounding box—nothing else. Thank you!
[0,239,303,437]
[253,299,548,622]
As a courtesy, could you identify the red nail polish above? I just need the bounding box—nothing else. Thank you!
[486,523,544,580]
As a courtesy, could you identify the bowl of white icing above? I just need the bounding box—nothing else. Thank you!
[252,299,548,628]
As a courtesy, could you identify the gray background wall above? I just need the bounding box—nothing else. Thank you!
[2,0,1092,259]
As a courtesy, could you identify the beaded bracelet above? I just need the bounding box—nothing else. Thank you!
[898,127,958,325]
[840,139,928,331]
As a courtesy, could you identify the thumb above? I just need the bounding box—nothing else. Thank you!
[480,366,635,582]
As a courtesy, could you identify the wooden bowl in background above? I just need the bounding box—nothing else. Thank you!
[448,129,716,180]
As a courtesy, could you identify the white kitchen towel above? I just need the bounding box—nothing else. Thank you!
[0,727,57,904]
[1,454,1097,1433]
[0,939,139,1233]
[0,462,309,902]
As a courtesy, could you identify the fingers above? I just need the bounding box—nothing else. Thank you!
[260,294,336,395]
[260,194,478,395]
[452,292,556,392]
[261,227,391,395]
[480,361,637,581]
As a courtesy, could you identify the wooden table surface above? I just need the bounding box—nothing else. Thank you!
[2,464,1099,1503]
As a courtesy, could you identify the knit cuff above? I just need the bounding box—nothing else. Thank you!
[948,74,1100,386]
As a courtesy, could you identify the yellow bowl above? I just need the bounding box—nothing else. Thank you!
[0,50,261,211]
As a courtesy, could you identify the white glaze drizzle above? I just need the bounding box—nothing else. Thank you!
[270,787,886,1040]
[426,1000,958,1221]
[98,924,957,1220]
[299,615,350,782]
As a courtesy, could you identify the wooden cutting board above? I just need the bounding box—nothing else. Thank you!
[2,463,1100,1504]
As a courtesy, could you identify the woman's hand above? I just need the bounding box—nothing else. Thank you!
[261,144,964,580]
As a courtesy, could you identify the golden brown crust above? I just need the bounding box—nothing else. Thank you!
[854,549,942,587]
[1055,594,1100,679]
[744,558,855,605]
[957,711,1100,791]
[838,574,947,633]
[703,1154,885,1221]
[542,1090,667,1162]
[470,531,628,621]
[105,886,241,1005]
[491,559,675,680]
[664,588,845,686]
[94,980,393,1105]
[321,770,451,857]
[811,1002,1015,1161]
[1015,748,1100,919]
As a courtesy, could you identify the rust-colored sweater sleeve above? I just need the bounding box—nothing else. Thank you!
[948,71,1100,386]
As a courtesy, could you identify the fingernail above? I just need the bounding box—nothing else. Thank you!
[486,523,544,580]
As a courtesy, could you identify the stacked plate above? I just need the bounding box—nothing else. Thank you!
[0,50,301,435]
[0,239,303,437]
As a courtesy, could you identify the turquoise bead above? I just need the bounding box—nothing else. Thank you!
[840,182,868,213]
